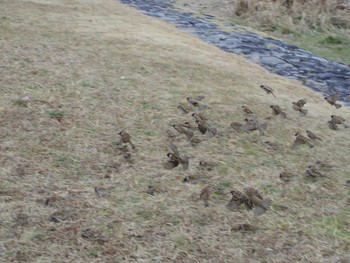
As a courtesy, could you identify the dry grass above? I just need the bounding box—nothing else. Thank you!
[0,0,350,262]
[175,0,350,32]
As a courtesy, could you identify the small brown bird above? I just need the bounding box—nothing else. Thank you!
[189,136,201,146]
[231,122,243,131]
[194,95,205,101]
[306,165,324,178]
[327,119,338,130]
[263,140,279,150]
[315,160,332,169]
[195,119,217,138]
[295,99,307,108]
[242,105,253,114]
[192,112,207,122]
[166,129,177,138]
[232,224,258,232]
[242,118,267,135]
[172,124,194,140]
[292,102,308,115]
[118,131,135,149]
[147,185,162,195]
[187,97,206,110]
[227,189,252,211]
[180,121,197,131]
[330,115,349,128]
[306,130,322,140]
[94,186,110,198]
[244,187,271,215]
[200,186,210,207]
[292,132,314,149]
[199,160,217,171]
[279,171,296,182]
[324,93,342,109]
[177,104,192,114]
[260,85,276,98]
[163,143,189,171]
[270,105,287,118]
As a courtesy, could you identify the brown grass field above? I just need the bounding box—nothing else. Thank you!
[0,0,349,262]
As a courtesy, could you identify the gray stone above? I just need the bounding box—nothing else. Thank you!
[261,56,285,66]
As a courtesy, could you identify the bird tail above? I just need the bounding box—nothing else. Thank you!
[259,122,268,130]
[308,142,314,148]
[198,104,207,111]
[185,130,194,140]
[207,127,217,138]
[301,108,308,115]
[335,103,342,109]
[258,128,265,136]
[328,121,338,130]
[272,92,276,98]
[261,198,272,209]
[181,155,189,171]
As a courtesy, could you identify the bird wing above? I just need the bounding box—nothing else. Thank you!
[169,143,179,156]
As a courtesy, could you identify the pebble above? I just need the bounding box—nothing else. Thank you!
[120,0,350,102]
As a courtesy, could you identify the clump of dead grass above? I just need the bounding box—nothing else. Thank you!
[232,0,350,33]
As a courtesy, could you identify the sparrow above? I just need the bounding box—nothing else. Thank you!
[244,187,271,215]
[263,140,279,150]
[94,186,110,198]
[166,129,177,138]
[189,136,201,146]
[199,160,217,171]
[305,165,324,178]
[192,112,207,122]
[231,122,243,131]
[242,118,267,135]
[242,105,253,114]
[295,99,307,108]
[81,228,108,244]
[172,124,194,140]
[324,93,342,109]
[118,131,135,149]
[270,105,287,118]
[292,102,308,115]
[327,119,338,130]
[194,95,205,101]
[187,97,206,110]
[180,121,197,131]
[232,224,258,232]
[147,185,162,195]
[195,119,217,137]
[227,189,252,211]
[163,143,189,171]
[177,104,192,114]
[291,132,314,149]
[279,171,296,182]
[330,115,349,128]
[183,174,202,183]
[260,85,276,98]
[200,186,210,207]
[315,160,332,169]
[306,130,322,140]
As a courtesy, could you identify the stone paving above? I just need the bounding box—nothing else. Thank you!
[120,0,350,102]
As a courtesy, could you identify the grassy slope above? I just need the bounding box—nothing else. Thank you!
[0,0,349,262]
[173,0,350,65]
